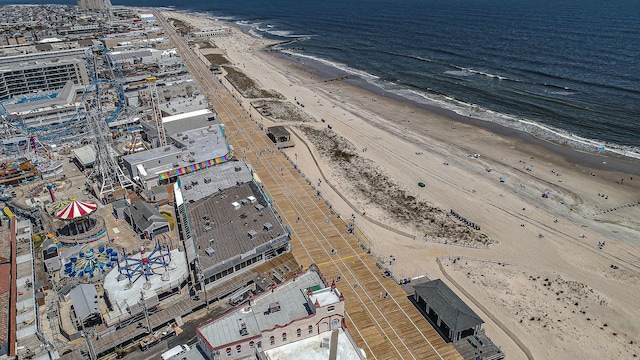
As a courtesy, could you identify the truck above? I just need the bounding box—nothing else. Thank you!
[161,344,190,360]
[139,323,179,351]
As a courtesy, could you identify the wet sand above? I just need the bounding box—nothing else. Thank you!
[163,10,640,359]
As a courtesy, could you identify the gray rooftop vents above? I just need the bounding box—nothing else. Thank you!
[248,230,258,239]
[263,222,273,231]
[268,302,281,313]
[239,322,248,336]
[205,247,216,257]
[255,204,264,211]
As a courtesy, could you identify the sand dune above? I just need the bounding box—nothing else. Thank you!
[164,11,640,359]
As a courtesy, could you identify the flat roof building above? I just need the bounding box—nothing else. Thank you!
[173,161,290,294]
[0,57,89,100]
[122,124,233,190]
[196,266,363,360]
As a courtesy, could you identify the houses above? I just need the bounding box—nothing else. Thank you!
[123,201,170,240]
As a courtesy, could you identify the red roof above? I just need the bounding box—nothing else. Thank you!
[0,263,9,294]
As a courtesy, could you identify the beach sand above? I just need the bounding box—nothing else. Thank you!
[164,11,640,359]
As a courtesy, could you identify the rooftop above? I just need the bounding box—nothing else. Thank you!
[103,249,189,319]
[163,109,219,136]
[178,161,253,203]
[186,181,287,271]
[122,144,181,167]
[267,126,290,138]
[414,279,484,333]
[308,287,341,307]
[69,283,100,320]
[264,328,363,360]
[197,270,325,350]
[123,124,231,177]
[3,80,77,115]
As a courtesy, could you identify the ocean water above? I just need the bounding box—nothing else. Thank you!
[4,0,640,157]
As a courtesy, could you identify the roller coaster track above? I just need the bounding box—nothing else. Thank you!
[0,46,128,144]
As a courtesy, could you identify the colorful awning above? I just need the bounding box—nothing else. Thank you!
[55,197,97,219]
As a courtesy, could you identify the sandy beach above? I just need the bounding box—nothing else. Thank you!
[164,11,640,359]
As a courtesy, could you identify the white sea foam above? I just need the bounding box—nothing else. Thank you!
[444,70,473,77]
[283,51,380,82]
[391,88,640,159]
[279,41,640,159]
[247,28,263,39]
[467,69,508,80]
[265,30,311,38]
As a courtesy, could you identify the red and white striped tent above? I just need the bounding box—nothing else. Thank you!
[55,197,97,220]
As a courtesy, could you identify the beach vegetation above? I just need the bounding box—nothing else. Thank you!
[223,66,284,99]
[252,100,314,122]
[167,17,191,30]
[196,40,216,50]
[32,233,45,248]
[301,126,493,246]
[204,53,229,66]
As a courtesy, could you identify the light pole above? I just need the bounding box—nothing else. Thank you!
[139,290,151,334]
[196,256,209,309]
[80,321,97,360]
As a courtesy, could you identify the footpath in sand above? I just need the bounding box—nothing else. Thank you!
[163,11,640,360]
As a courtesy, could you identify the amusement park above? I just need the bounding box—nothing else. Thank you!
[0,33,197,359]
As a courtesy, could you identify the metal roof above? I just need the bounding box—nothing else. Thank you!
[267,126,290,138]
[198,270,324,350]
[72,145,96,166]
[69,284,100,320]
[414,279,483,333]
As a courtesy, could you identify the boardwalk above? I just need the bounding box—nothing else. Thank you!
[156,11,461,360]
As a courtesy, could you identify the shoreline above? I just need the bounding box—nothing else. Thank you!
[171,7,640,163]
[273,50,640,174]
[165,9,640,359]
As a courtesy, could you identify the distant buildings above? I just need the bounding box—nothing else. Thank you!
[77,0,108,11]
[190,27,231,39]
[0,53,89,100]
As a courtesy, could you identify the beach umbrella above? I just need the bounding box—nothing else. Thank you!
[55,196,97,219]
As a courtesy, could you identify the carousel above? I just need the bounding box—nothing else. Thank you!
[54,196,107,244]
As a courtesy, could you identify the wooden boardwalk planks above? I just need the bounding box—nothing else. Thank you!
[157,15,462,360]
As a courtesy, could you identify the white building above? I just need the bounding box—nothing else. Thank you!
[196,266,365,360]
[190,27,231,38]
